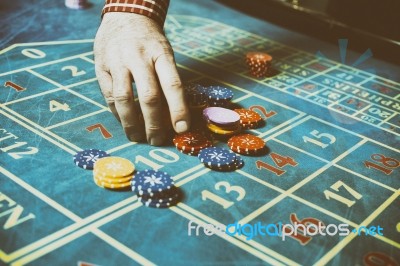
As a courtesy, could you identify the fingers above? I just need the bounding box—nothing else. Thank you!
[95,67,121,122]
[110,67,146,142]
[131,62,166,146]
[155,51,190,134]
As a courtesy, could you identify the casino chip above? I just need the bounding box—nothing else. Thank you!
[173,131,212,155]
[131,169,174,195]
[203,107,240,126]
[93,157,135,178]
[73,149,109,170]
[92,157,135,190]
[131,170,181,208]
[234,109,263,129]
[246,52,272,78]
[206,86,234,107]
[93,177,132,190]
[184,83,208,106]
[207,123,240,136]
[203,107,241,136]
[228,134,266,155]
[198,147,243,171]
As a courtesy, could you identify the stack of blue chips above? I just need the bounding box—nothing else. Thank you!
[184,83,208,107]
[206,86,234,108]
[131,169,181,208]
[198,147,244,172]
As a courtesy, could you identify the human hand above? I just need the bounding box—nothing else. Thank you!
[94,13,190,146]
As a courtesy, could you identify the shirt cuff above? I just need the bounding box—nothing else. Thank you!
[102,0,170,26]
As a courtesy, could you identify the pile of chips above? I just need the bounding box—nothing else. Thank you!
[73,149,109,170]
[198,147,244,171]
[228,134,267,155]
[234,109,264,129]
[173,131,212,156]
[203,107,241,136]
[93,157,135,190]
[246,52,273,78]
[206,86,234,107]
[65,0,89,9]
[131,170,180,208]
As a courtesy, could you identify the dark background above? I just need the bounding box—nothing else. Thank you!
[1,0,399,80]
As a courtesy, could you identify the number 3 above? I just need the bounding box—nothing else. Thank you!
[202,181,246,209]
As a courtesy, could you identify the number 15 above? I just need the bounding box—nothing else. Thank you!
[303,130,336,149]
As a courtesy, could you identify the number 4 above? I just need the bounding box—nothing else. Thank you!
[256,152,298,176]
[49,100,70,112]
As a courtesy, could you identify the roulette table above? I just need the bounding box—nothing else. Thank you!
[0,0,399,265]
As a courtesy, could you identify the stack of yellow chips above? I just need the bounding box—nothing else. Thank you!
[93,157,135,190]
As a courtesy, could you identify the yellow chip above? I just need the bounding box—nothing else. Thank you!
[93,177,131,190]
[207,123,241,135]
[93,156,135,178]
[94,173,133,184]
[93,168,133,180]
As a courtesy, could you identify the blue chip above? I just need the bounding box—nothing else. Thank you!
[131,169,174,195]
[198,147,237,168]
[140,193,180,208]
[184,83,208,105]
[206,86,234,101]
[73,149,109,170]
[204,153,244,172]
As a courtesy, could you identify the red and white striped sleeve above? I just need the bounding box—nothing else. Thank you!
[102,0,170,26]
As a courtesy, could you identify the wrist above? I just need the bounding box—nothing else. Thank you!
[101,0,170,27]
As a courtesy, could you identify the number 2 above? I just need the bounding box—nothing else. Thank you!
[61,65,86,77]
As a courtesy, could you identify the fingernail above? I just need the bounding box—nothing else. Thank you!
[150,137,164,146]
[175,120,188,133]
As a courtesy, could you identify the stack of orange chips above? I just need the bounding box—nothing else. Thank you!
[246,52,273,78]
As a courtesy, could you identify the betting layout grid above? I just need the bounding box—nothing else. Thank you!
[166,16,400,138]
[0,15,398,265]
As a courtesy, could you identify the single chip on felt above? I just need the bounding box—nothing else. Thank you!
[73,149,110,170]
[93,156,135,178]
[228,134,266,154]
[203,107,240,126]
[198,147,238,168]
[173,132,212,153]
[204,153,244,172]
